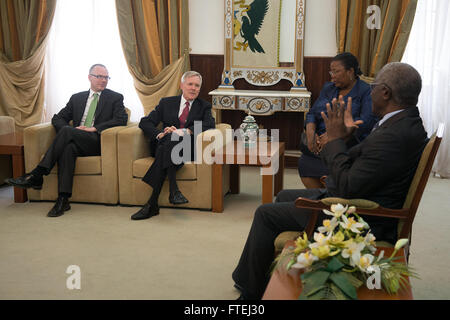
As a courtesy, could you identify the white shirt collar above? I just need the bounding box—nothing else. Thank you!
[89,89,102,98]
[378,109,405,126]
[180,96,193,109]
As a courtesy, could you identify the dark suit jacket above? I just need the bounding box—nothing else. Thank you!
[51,88,128,133]
[139,96,216,157]
[321,107,428,242]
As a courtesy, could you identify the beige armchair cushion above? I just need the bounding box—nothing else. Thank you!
[47,156,102,175]
[133,158,197,180]
[0,116,15,135]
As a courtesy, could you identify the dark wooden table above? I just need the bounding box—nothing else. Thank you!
[0,132,27,202]
[212,141,285,213]
[263,241,413,300]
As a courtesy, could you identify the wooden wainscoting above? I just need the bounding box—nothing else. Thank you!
[190,54,333,168]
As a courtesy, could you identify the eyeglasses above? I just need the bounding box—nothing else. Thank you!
[329,69,345,76]
[370,82,391,91]
[90,74,110,80]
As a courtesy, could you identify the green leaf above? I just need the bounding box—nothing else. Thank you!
[299,270,331,300]
[303,270,331,287]
[329,272,358,300]
[330,283,350,300]
[306,286,328,300]
[326,257,345,273]
[341,272,364,288]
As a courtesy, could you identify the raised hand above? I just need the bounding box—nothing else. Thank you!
[321,96,362,142]
[343,97,363,130]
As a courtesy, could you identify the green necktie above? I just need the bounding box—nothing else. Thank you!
[84,93,99,127]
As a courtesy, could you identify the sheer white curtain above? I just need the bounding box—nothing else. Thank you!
[44,0,144,123]
[402,0,450,178]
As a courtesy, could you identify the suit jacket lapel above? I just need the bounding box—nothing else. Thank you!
[174,95,182,127]
[74,91,90,126]
[185,98,200,127]
[94,89,107,119]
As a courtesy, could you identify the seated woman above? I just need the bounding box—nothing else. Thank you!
[298,52,377,189]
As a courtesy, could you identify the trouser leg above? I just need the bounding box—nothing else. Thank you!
[232,188,327,299]
[38,127,100,171]
[142,134,185,194]
[57,143,79,195]
[38,127,100,195]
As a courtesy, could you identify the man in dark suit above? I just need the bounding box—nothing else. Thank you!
[131,71,215,220]
[6,64,128,217]
[232,62,429,300]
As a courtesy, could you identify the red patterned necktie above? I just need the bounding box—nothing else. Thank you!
[179,101,190,128]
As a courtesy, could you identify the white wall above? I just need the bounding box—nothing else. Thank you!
[189,0,337,57]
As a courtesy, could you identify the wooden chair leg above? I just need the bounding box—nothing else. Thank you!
[304,211,319,238]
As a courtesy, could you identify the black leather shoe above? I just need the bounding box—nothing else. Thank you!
[131,203,160,220]
[47,197,71,217]
[169,190,189,205]
[5,173,43,190]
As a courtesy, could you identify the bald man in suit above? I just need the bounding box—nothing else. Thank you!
[232,62,429,300]
[6,64,128,217]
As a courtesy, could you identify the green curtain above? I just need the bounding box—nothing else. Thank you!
[336,0,418,80]
[0,0,56,130]
[116,0,190,115]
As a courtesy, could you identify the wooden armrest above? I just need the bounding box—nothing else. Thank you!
[295,197,410,220]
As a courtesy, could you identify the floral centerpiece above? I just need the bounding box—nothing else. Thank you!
[274,204,418,300]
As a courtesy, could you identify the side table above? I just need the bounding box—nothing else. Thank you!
[0,132,27,202]
[212,141,285,213]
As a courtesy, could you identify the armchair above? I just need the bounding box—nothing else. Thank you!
[117,123,231,210]
[0,116,15,184]
[274,123,445,259]
[24,109,132,204]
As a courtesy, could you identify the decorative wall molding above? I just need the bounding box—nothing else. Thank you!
[210,89,310,116]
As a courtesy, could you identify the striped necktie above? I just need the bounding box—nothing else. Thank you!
[179,101,190,128]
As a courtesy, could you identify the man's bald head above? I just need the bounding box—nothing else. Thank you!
[376,62,422,108]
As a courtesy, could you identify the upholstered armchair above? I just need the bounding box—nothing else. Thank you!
[0,116,15,184]
[117,123,231,210]
[24,109,132,204]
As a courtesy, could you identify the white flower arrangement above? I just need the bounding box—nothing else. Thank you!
[274,204,417,300]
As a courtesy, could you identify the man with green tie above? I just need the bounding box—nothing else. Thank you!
[6,64,128,217]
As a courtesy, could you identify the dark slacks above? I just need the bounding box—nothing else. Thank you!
[38,126,101,194]
[232,188,329,299]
